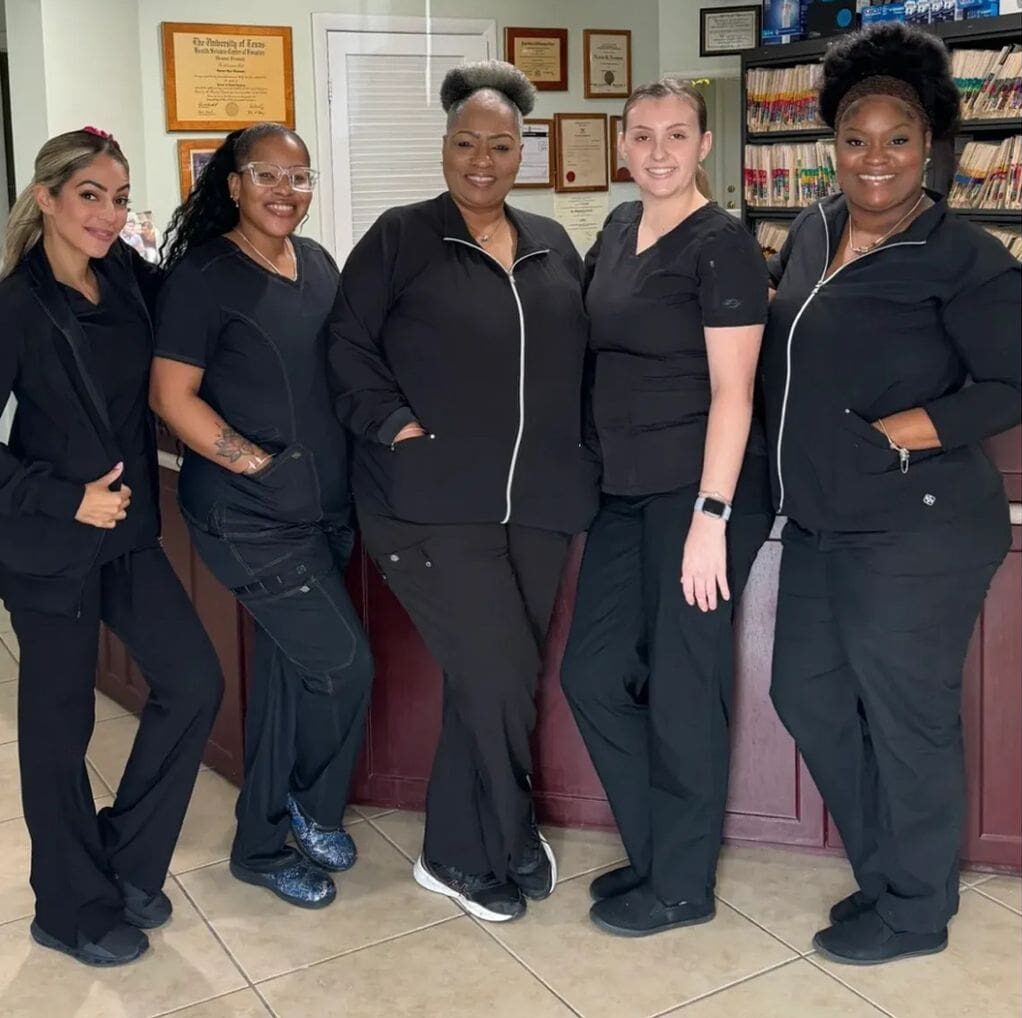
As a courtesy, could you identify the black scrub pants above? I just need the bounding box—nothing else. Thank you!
[561,484,772,905]
[358,511,570,880]
[12,546,224,946]
[770,496,1010,934]
[186,512,373,871]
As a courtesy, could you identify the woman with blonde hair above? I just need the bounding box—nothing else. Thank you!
[0,128,223,965]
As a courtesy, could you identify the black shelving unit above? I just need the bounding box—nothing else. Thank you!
[741,13,1022,232]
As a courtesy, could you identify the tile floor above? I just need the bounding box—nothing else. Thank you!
[0,613,1019,1018]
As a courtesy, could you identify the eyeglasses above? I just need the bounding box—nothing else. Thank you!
[239,162,319,192]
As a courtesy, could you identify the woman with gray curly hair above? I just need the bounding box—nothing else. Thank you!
[329,61,599,922]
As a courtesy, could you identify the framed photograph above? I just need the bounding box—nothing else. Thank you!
[583,30,632,100]
[608,115,633,183]
[504,27,568,91]
[515,119,555,190]
[161,22,295,131]
[699,5,762,57]
[177,138,222,200]
[554,113,609,194]
[120,211,161,265]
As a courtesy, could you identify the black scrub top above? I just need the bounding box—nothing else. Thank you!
[62,273,157,562]
[585,201,769,497]
[154,236,349,526]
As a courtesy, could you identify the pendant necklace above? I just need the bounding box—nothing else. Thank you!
[474,218,506,245]
[235,228,297,280]
[848,192,926,256]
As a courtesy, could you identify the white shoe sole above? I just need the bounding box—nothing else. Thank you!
[412,857,518,923]
[529,830,558,899]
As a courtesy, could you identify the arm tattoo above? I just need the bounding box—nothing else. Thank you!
[214,426,259,464]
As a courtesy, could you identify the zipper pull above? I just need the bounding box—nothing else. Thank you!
[898,446,910,474]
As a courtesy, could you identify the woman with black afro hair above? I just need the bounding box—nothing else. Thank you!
[762,22,1020,965]
[329,61,599,922]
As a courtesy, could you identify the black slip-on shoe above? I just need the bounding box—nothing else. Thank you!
[117,874,173,930]
[589,883,715,937]
[589,864,643,903]
[828,890,876,926]
[413,856,526,922]
[813,910,948,965]
[509,828,557,901]
[30,920,149,967]
[230,858,336,909]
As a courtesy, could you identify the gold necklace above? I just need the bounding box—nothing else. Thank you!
[474,218,507,245]
[848,193,926,256]
[234,228,296,280]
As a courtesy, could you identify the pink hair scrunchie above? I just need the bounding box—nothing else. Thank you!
[82,125,114,140]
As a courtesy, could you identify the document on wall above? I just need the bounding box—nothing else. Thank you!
[553,192,609,256]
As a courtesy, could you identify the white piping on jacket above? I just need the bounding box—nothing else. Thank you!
[443,237,549,524]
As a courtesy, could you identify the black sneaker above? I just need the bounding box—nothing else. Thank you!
[30,919,149,967]
[117,874,173,930]
[509,828,557,901]
[413,856,526,922]
[590,864,642,902]
[589,882,715,937]
[829,890,875,926]
[813,909,947,965]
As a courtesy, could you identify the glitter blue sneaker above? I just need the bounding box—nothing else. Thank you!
[229,857,336,909]
[287,794,357,873]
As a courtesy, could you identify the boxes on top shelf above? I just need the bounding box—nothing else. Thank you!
[762,0,805,45]
[957,0,1002,17]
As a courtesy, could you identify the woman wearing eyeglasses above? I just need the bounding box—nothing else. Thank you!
[150,124,373,909]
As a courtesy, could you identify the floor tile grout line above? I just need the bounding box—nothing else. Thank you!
[363,813,418,864]
[170,872,260,991]
[710,892,809,958]
[466,914,586,1018]
[249,913,465,985]
[650,955,805,1016]
[804,952,899,1018]
[971,884,1022,917]
[0,910,33,930]
[149,986,275,1018]
[249,983,282,1018]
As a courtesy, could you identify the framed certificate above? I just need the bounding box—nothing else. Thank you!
[177,138,222,200]
[515,119,555,190]
[583,30,632,100]
[699,5,762,57]
[608,115,633,183]
[554,114,609,194]
[161,22,295,131]
[504,27,568,91]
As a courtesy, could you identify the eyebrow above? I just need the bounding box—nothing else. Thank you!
[843,121,914,131]
[453,130,516,140]
[76,179,130,192]
[627,122,694,131]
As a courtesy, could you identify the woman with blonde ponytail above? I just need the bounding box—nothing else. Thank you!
[0,129,223,966]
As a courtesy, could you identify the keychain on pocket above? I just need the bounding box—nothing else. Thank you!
[876,419,910,474]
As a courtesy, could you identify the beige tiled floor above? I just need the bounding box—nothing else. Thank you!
[0,617,1019,1017]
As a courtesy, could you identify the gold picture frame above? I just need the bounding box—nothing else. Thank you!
[583,30,632,100]
[177,138,223,200]
[554,113,609,194]
[504,27,569,91]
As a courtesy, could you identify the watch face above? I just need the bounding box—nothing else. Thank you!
[701,496,728,517]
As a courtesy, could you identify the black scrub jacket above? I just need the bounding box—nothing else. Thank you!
[584,200,770,497]
[329,191,599,535]
[763,192,1022,534]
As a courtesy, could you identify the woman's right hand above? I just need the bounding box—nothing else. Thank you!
[75,462,132,529]
[393,422,427,443]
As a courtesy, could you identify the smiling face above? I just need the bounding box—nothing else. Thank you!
[229,132,314,239]
[620,95,712,202]
[836,95,930,217]
[35,153,130,260]
[442,91,522,214]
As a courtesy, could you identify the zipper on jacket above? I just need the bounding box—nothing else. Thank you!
[443,237,549,524]
[774,205,927,513]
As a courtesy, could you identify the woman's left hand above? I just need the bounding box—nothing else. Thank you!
[681,513,730,612]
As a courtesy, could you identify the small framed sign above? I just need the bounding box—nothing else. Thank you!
[515,118,555,190]
[504,27,568,91]
[554,113,609,194]
[177,138,222,200]
[583,29,632,100]
[608,115,633,183]
[699,5,762,57]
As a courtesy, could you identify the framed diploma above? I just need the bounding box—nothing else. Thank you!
[699,5,762,57]
[161,22,295,131]
[515,119,555,190]
[504,27,568,91]
[583,30,632,100]
[608,115,633,183]
[554,114,609,194]
[177,138,223,200]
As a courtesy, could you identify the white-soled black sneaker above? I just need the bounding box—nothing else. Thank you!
[413,856,526,922]
[509,828,557,900]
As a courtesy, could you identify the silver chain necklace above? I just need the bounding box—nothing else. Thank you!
[848,192,926,256]
[235,228,297,280]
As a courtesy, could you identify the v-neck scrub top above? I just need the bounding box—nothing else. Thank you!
[154,236,350,525]
[585,201,769,496]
